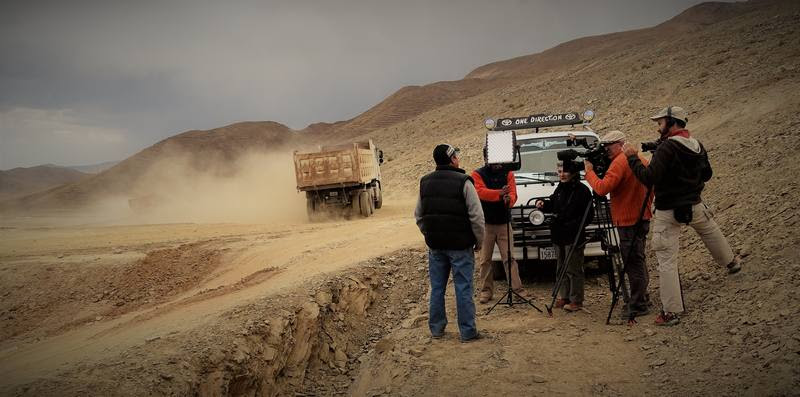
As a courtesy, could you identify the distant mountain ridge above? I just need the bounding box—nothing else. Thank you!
[65,161,119,174]
[0,0,777,211]
[0,165,90,201]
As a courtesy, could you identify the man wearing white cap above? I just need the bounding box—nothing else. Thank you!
[623,106,741,327]
[584,130,654,318]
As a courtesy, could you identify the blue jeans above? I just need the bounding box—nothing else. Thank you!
[428,248,477,340]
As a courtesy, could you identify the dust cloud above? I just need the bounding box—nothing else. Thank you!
[123,150,307,225]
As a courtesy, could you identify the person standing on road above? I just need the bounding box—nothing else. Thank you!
[584,130,654,317]
[535,160,593,312]
[471,163,528,304]
[623,106,742,327]
[414,144,485,342]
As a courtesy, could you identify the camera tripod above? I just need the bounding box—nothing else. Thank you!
[605,185,653,325]
[486,208,543,314]
[544,190,641,321]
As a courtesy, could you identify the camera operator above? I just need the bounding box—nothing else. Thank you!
[623,106,742,327]
[535,160,593,312]
[415,144,485,342]
[471,163,527,304]
[584,130,654,317]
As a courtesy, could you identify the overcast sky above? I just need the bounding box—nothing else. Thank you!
[0,0,713,170]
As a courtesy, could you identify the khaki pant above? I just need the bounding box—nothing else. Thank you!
[478,223,522,297]
[652,202,734,313]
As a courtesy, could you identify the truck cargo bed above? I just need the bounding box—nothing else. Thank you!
[294,141,380,190]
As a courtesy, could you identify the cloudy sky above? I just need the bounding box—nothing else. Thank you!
[0,0,711,170]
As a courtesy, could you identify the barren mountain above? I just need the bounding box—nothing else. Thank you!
[0,165,90,201]
[0,121,296,210]
[1,1,799,395]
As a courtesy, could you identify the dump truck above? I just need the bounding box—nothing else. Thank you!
[293,140,384,219]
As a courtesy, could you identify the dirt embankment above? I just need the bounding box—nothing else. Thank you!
[11,249,429,397]
[1,241,224,341]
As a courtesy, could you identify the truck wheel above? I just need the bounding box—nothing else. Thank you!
[374,185,383,209]
[306,197,321,222]
[358,191,371,217]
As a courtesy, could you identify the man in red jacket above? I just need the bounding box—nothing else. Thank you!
[585,130,654,317]
[472,164,527,304]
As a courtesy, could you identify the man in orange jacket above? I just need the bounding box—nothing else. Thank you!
[472,164,527,304]
[584,130,654,317]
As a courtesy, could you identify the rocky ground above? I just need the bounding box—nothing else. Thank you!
[1,1,799,395]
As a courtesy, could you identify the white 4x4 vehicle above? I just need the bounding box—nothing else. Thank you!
[486,111,615,268]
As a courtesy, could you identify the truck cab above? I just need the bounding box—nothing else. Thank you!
[486,111,614,266]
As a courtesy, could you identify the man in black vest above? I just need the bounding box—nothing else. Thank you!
[414,144,485,342]
[471,163,527,304]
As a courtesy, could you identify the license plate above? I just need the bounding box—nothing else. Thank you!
[329,191,338,196]
[539,246,557,260]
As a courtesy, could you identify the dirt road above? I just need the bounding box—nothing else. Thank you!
[0,199,420,392]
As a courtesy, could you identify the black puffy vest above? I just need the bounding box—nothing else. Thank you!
[475,166,510,225]
[419,166,476,250]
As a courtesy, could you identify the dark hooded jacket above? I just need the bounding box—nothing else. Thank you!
[627,134,712,210]
[540,178,594,246]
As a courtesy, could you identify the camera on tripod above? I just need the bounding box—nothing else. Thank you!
[556,136,611,178]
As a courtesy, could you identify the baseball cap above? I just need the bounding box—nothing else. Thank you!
[433,144,460,165]
[650,106,688,124]
[600,130,626,144]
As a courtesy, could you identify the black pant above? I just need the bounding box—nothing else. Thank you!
[618,221,650,309]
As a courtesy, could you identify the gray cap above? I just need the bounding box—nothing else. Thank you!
[650,106,688,124]
[600,130,626,144]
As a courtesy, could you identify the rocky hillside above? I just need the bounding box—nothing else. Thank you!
[346,0,800,394]
[4,0,781,212]
[0,165,90,201]
[1,121,297,210]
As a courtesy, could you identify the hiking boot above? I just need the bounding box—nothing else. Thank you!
[621,304,650,318]
[460,332,483,343]
[513,288,530,299]
[563,302,583,312]
[479,294,492,304]
[554,298,569,309]
[654,311,680,326]
[727,256,742,274]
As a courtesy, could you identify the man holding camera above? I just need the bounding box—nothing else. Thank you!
[623,106,741,326]
[471,163,527,304]
[415,144,485,342]
[584,130,654,317]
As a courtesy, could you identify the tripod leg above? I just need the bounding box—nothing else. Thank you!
[547,197,593,314]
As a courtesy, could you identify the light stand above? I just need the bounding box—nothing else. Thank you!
[482,128,542,314]
[486,206,543,314]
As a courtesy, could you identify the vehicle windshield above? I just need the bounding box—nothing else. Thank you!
[517,135,598,180]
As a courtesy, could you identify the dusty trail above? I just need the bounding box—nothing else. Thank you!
[0,200,419,391]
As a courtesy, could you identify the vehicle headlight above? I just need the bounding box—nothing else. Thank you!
[484,118,496,130]
[528,209,545,226]
[582,109,595,122]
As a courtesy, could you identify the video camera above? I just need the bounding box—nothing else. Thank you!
[556,136,611,178]
[641,140,662,153]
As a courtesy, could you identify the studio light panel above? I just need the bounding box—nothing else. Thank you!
[486,130,516,164]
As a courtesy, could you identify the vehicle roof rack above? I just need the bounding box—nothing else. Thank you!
[485,110,594,133]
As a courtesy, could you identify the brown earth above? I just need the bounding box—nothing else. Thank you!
[0,165,91,201]
[1,0,800,395]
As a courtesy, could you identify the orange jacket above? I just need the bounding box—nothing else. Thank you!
[585,153,653,227]
[471,170,517,207]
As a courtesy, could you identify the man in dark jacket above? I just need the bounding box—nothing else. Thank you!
[535,160,593,312]
[472,164,527,304]
[414,144,485,342]
[624,106,741,326]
